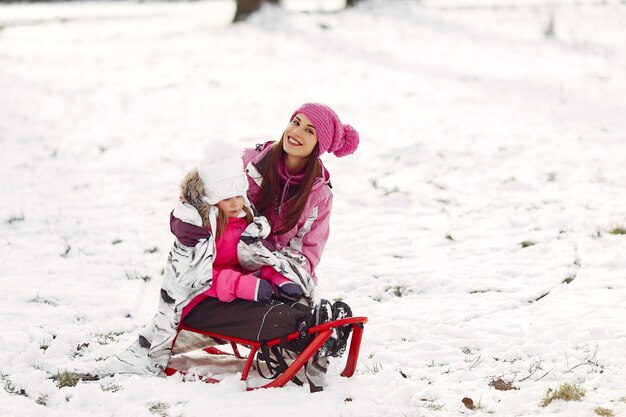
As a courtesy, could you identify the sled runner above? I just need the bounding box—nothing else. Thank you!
[164,316,368,390]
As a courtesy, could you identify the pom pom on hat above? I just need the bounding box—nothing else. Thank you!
[333,124,359,157]
[290,103,360,157]
[197,139,249,205]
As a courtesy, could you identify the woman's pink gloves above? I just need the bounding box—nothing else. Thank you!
[259,266,303,299]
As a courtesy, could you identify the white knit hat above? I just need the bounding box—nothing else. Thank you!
[197,139,249,205]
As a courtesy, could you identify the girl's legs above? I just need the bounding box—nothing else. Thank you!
[181,297,351,392]
[182,297,313,344]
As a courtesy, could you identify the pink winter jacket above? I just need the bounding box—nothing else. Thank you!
[181,216,261,318]
[242,142,333,284]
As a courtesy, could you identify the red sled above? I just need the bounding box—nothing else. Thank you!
[164,316,368,390]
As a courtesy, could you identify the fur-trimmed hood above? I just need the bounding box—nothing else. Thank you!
[180,168,211,227]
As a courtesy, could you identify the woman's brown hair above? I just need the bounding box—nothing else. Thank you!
[254,139,320,235]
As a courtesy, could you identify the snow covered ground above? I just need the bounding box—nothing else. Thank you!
[1,0,625,416]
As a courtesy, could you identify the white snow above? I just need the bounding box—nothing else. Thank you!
[1,0,625,416]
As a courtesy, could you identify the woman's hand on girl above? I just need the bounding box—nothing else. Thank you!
[259,266,303,299]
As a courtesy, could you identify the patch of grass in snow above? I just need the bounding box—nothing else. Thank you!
[29,295,58,306]
[76,341,90,353]
[595,407,614,417]
[426,360,449,368]
[462,347,482,370]
[425,402,444,411]
[125,270,151,282]
[493,356,521,364]
[385,285,410,297]
[461,346,478,355]
[101,383,123,393]
[540,382,585,407]
[6,212,25,224]
[564,343,600,373]
[36,394,48,406]
[51,371,99,388]
[520,240,537,248]
[145,246,159,254]
[470,289,502,294]
[418,398,443,410]
[95,332,123,345]
[53,371,80,388]
[2,374,27,396]
[148,402,170,417]
[363,362,383,374]
[608,227,626,235]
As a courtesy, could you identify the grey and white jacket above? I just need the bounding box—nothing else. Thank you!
[92,201,317,376]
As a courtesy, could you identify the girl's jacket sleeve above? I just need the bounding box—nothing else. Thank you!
[170,199,209,246]
[170,213,209,247]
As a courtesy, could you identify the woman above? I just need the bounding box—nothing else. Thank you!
[241,103,360,284]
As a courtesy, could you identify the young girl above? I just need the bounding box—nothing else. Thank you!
[170,139,318,343]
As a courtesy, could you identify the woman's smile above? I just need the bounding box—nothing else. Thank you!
[286,135,302,146]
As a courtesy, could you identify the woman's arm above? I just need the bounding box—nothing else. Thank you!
[285,193,332,275]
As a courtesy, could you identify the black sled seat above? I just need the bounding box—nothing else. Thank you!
[164,316,368,390]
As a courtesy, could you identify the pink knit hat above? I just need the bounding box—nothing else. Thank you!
[290,103,360,157]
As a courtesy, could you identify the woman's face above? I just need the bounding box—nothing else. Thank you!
[282,113,318,159]
[216,196,244,218]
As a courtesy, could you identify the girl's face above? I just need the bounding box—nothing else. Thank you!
[217,196,244,218]
[282,113,318,159]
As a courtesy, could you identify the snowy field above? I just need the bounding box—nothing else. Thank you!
[1,0,626,416]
